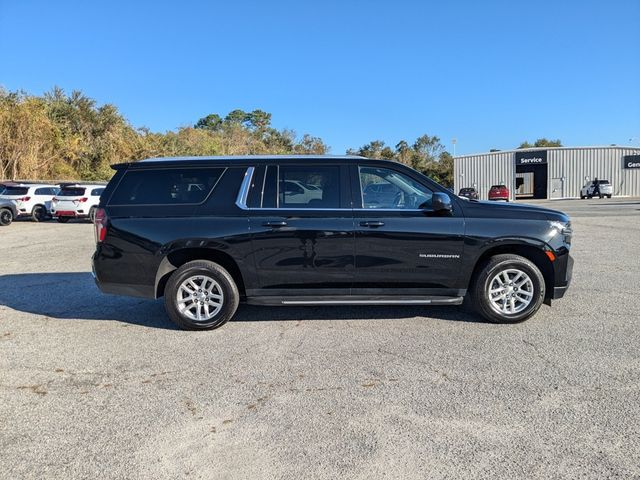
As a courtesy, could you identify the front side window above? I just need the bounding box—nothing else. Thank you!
[359,166,432,209]
[109,168,225,205]
[277,165,340,209]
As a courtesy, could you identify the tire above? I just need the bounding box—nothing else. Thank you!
[164,260,239,330]
[31,204,47,222]
[580,195,585,199]
[57,216,71,223]
[89,206,97,223]
[0,208,13,226]
[469,254,545,324]
[607,195,612,199]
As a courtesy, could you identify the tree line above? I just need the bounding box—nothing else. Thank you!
[0,88,328,181]
[1,87,463,186]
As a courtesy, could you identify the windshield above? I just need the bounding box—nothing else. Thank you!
[1,187,29,196]
[58,187,86,197]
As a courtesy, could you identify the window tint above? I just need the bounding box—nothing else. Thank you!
[262,166,278,208]
[278,165,340,208]
[91,188,105,196]
[2,187,29,196]
[59,187,86,197]
[360,166,432,209]
[109,168,225,205]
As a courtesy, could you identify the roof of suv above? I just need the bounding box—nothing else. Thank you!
[115,155,371,169]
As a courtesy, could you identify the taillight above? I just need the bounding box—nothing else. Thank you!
[94,208,108,243]
[79,197,88,203]
[18,196,31,202]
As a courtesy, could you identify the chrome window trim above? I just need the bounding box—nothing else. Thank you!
[236,165,430,213]
[235,166,255,210]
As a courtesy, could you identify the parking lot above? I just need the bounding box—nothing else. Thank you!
[1,197,639,479]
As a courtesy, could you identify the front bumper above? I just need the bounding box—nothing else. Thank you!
[550,252,573,299]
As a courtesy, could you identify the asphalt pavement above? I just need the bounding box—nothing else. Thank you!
[1,197,639,479]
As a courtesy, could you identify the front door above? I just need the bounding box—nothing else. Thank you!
[248,164,355,295]
[352,164,465,295]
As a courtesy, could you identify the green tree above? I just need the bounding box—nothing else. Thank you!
[518,138,562,148]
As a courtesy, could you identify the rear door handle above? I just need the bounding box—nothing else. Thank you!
[360,221,385,227]
[263,221,288,228]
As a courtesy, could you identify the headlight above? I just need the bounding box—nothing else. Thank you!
[549,221,572,244]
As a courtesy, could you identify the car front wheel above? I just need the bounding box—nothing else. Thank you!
[470,254,545,323]
[164,260,239,330]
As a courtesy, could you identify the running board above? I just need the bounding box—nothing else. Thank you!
[248,296,464,306]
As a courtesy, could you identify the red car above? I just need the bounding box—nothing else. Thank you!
[488,184,510,201]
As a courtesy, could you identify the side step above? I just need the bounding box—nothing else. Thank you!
[247,296,464,306]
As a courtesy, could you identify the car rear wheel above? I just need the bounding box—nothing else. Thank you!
[89,206,97,223]
[32,205,47,222]
[164,260,239,330]
[0,208,13,226]
[470,254,545,323]
[57,216,71,223]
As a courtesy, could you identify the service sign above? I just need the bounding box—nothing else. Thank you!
[623,154,640,169]
[515,150,547,166]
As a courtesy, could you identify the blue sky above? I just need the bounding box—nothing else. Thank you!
[1,0,639,155]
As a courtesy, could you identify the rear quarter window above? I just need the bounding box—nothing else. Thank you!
[108,168,225,205]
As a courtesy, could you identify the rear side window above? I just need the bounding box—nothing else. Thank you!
[278,165,341,208]
[109,168,225,205]
[91,188,105,196]
[59,187,86,197]
[2,187,28,196]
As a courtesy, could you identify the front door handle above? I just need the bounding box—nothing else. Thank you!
[263,221,288,228]
[360,221,385,228]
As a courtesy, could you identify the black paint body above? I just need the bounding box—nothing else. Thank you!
[93,157,573,305]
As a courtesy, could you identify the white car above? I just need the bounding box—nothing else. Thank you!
[580,179,613,199]
[0,183,59,221]
[51,184,106,222]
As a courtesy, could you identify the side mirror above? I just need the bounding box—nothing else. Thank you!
[431,192,452,213]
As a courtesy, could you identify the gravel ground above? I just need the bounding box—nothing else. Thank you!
[1,198,639,479]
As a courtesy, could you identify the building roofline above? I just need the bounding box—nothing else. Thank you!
[454,145,640,159]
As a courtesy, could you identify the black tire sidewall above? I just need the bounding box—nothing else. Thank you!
[473,255,545,323]
[0,209,13,226]
[32,205,46,222]
[164,261,239,330]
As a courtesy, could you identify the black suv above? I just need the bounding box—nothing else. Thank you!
[92,155,573,330]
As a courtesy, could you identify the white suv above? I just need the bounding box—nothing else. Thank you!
[580,179,613,199]
[51,184,106,222]
[0,183,59,221]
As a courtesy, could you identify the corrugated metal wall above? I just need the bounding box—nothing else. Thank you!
[548,147,640,198]
[454,151,514,200]
[454,147,640,200]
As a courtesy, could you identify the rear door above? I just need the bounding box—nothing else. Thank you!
[351,164,465,295]
[246,163,355,295]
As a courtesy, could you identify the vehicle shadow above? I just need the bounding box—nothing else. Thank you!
[0,272,485,330]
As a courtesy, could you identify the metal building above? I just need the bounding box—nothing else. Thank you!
[454,146,640,200]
